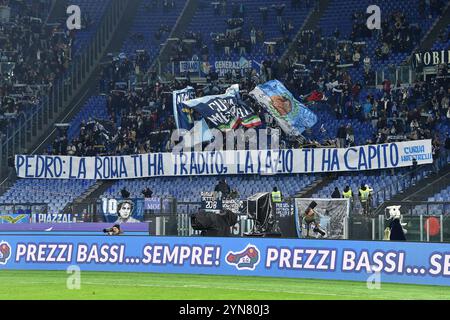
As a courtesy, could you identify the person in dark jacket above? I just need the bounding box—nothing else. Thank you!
[142,187,153,198]
[331,187,341,198]
[120,187,130,199]
[337,124,347,148]
[214,179,231,197]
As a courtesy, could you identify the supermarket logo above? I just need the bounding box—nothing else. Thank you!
[225,244,260,271]
[0,241,11,265]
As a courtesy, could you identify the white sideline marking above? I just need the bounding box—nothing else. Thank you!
[10,280,417,299]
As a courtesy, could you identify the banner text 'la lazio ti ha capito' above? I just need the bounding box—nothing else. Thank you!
[15,140,433,179]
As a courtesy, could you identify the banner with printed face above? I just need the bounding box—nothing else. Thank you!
[15,139,433,179]
[98,198,174,221]
[98,198,144,223]
[250,80,318,135]
[1,235,450,286]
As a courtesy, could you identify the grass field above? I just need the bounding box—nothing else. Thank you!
[0,270,448,300]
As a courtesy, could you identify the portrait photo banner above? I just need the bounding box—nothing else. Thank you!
[250,79,318,136]
[1,235,450,286]
[15,140,433,180]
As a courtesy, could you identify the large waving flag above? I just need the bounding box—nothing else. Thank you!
[226,84,262,128]
[182,91,240,131]
[173,87,196,130]
[173,87,212,143]
[181,85,262,132]
[249,80,318,135]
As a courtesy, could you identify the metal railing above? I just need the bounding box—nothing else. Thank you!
[1,196,449,241]
[371,155,448,211]
[349,213,450,243]
[374,65,419,86]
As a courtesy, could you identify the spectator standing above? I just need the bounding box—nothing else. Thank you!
[432,138,441,173]
[121,187,131,199]
[259,6,268,22]
[358,184,371,215]
[352,50,361,67]
[272,4,286,25]
[214,178,231,197]
[444,133,450,163]
[362,97,372,122]
[345,123,355,146]
[337,124,346,148]
[331,187,341,198]
[142,187,153,198]
[250,27,256,45]
[363,56,371,73]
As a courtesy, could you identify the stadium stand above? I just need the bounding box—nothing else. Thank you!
[120,0,184,64]
[101,174,318,203]
[317,0,442,83]
[429,185,450,203]
[176,0,314,66]
[3,0,450,301]
[0,0,448,217]
[0,0,72,137]
[0,178,96,213]
[432,25,450,50]
[411,184,450,215]
[70,0,112,53]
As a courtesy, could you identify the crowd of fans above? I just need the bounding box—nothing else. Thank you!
[167,0,314,64]
[49,47,449,159]
[0,0,73,137]
[44,0,449,162]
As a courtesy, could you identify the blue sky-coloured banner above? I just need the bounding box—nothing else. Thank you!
[250,80,318,135]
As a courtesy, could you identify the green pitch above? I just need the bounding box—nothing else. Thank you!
[0,270,448,300]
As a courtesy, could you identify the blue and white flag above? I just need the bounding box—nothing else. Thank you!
[173,87,212,144]
[182,91,240,131]
[250,80,318,135]
[182,85,262,131]
[173,87,196,130]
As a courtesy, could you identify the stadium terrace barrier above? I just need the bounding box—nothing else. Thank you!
[0,223,149,233]
[348,214,450,242]
[2,205,450,242]
[1,235,450,286]
[374,65,418,86]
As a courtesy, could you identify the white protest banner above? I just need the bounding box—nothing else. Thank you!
[15,140,433,179]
